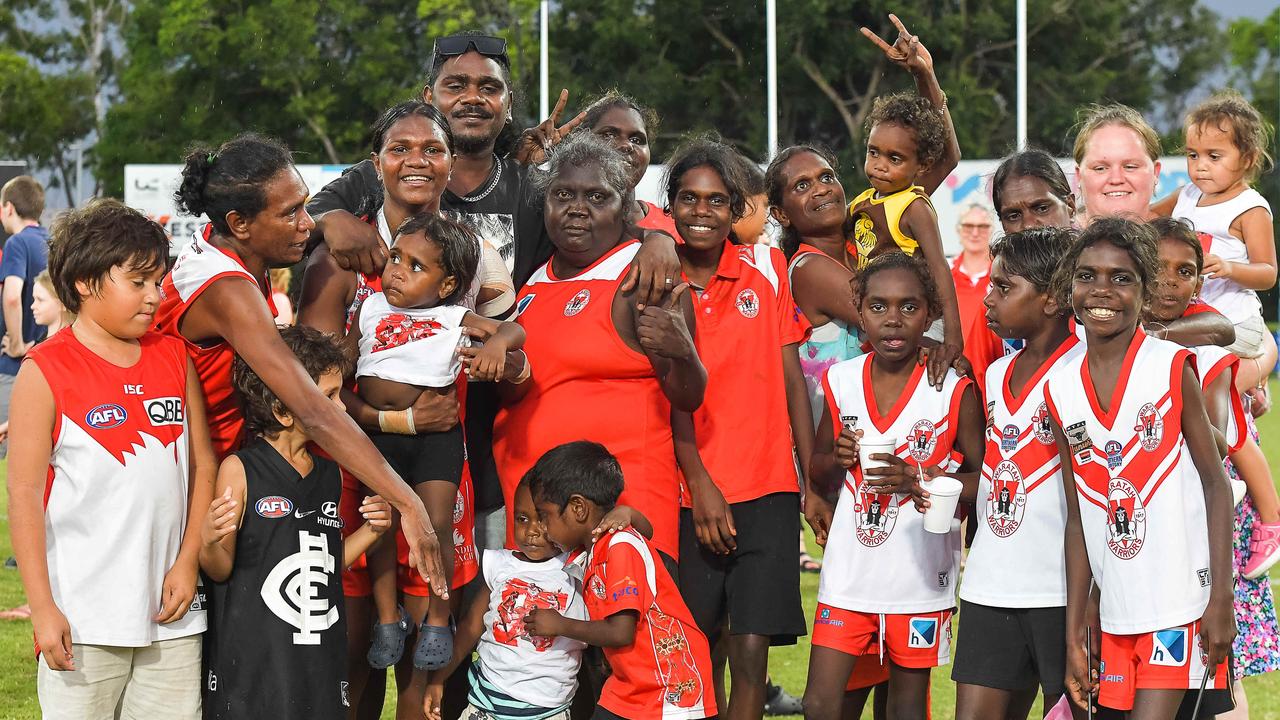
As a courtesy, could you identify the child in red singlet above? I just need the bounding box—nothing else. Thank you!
[9,199,216,719]
[349,212,527,673]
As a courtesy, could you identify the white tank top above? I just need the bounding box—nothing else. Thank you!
[960,337,1084,608]
[355,292,467,387]
[478,549,588,707]
[817,355,969,614]
[1193,343,1246,454]
[1172,184,1272,323]
[1045,332,1212,634]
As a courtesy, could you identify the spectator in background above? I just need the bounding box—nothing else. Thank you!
[949,203,1004,393]
[269,268,294,325]
[0,175,49,457]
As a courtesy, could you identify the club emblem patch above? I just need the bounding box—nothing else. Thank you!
[1105,478,1146,559]
[986,460,1026,537]
[735,289,760,318]
[1134,402,1163,451]
[906,419,938,461]
[854,481,898,547]
[564,289,591,317]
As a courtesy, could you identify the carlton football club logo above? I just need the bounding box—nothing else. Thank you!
[907,419,938,461]
[854,483,898,547]
[735,289,760,318]
[564,289,591,317]
[262,530,339,645]
[1032,403,1055,445]
[1134,403,1164,451]
[986,460,1026,537]
[1105,478,1146,559]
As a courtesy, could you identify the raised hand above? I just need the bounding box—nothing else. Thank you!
[860,13,933,74]
[514,89,588,166]
[637,282,696,360]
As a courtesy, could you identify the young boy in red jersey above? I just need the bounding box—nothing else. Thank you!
[525,441,718,720]
[8,199,217,719]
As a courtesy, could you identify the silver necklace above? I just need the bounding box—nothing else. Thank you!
[457,153,502,203]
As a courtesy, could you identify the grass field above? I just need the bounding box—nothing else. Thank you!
[2,386,1280,718]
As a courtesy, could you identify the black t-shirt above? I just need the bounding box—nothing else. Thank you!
[306,158,554,512]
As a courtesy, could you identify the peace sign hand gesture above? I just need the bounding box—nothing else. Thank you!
[860,13,933,74]
[515,89,588,166]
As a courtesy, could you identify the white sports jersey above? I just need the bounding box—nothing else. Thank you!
[477,549,587,708]
[960,337,1084,608]
[1045,332,1212,634]
[355,293,467,387]
[29,330,206,647]
[818,355,970,614]
[1173,184,1272,323]
[1193,344,1246,454]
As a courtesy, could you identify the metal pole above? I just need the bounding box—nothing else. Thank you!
[74,143,83,206]
[539,0,550,120]
[1016,0,1027,150]
[766,0,778,159]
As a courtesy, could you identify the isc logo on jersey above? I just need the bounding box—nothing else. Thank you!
[908,617,937,648]
[85,403,127,429]
[144,396,184,426]
[1150,627,1188,667]
[256,495,294,518]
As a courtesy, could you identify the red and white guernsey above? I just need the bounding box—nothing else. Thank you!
[155,225,275,457]
[28,329,206,646]
[1044,332,1211,634]
[818,356,969,614]
[1193,343,1246,454]
[960,337,1084,608]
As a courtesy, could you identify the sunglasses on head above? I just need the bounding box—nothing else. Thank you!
[432,35,510,68]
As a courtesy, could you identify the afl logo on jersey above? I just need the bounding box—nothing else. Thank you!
[85,404,127,429]
[256,495,294,518]
[1134,403,1163,451]
[564,289,591,317]
[1032,403,1055,445]
[907,419,938,461]
[1000,424,1019,452]
[986,460,1026,537]
[1105,440,1124,469]
[1105,478,1145,559]
[735,289,760,318]
[854,482,898,547]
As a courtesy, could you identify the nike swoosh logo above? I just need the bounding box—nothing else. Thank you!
[294,510,316,518]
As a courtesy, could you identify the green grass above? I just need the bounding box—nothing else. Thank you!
[3,385,1280,718]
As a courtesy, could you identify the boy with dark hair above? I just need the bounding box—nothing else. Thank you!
[0,175,50,456]
[9,198,213,719]
[525,441,717,720]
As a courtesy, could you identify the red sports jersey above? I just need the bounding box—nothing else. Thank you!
[155,225,276,457]
[582,528,716,720]
[681,242,811,505]
[493,242,683,558]
[636,200,679,241]
[29,329,206,647]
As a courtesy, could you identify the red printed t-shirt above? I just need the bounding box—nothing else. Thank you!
[155,225,275,457]
[582,528,716,720]
[682,242,811,504]
[492,241,683,558]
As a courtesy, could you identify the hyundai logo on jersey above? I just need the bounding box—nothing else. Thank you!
[908,617,937,648]
[256,495,294,519]
[85,403,128,429]
[1150,628,1188,667]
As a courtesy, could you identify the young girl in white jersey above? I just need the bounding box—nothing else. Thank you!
[804,252,984,720]
[951,226,1085,719]
[1046,218,1234,717]
[348,212,527,672]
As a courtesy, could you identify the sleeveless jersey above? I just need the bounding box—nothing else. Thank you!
[959,337,1084,608]
[818,355,970,614]
[355,293,467,388]
[28,329,206,647]
[156,225,276,457]
[1193,344,1246,454]
[787,244,863,427]
[205,442,348,720]
[1044,332,1211,634]
[1173,184,1273,323]
[492,241,682,559]
[477,549,587,708]
[846,185,933,270]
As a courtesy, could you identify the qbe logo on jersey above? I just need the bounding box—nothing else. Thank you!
[262,530,339,645]
[1150,627,1188,667]
[908,617,938,648]
[144,396,184,426]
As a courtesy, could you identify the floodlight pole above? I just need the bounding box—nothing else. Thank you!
[539,0,550,120]
[1016,0,1027,150]
[766,0,778,159]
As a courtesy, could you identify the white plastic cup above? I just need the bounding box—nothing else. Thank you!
[922,476,963,534]
[858,437,897,475]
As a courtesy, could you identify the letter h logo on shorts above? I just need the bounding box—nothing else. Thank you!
[1150,628,1188,667]
[908,617,938,648]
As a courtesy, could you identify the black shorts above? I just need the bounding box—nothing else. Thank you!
[952,600,1067,696]
[677,491,806,646]
[370,425,464,486]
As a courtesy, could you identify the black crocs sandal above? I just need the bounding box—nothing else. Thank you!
[413,618,455,670]
[366,605,411,669]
